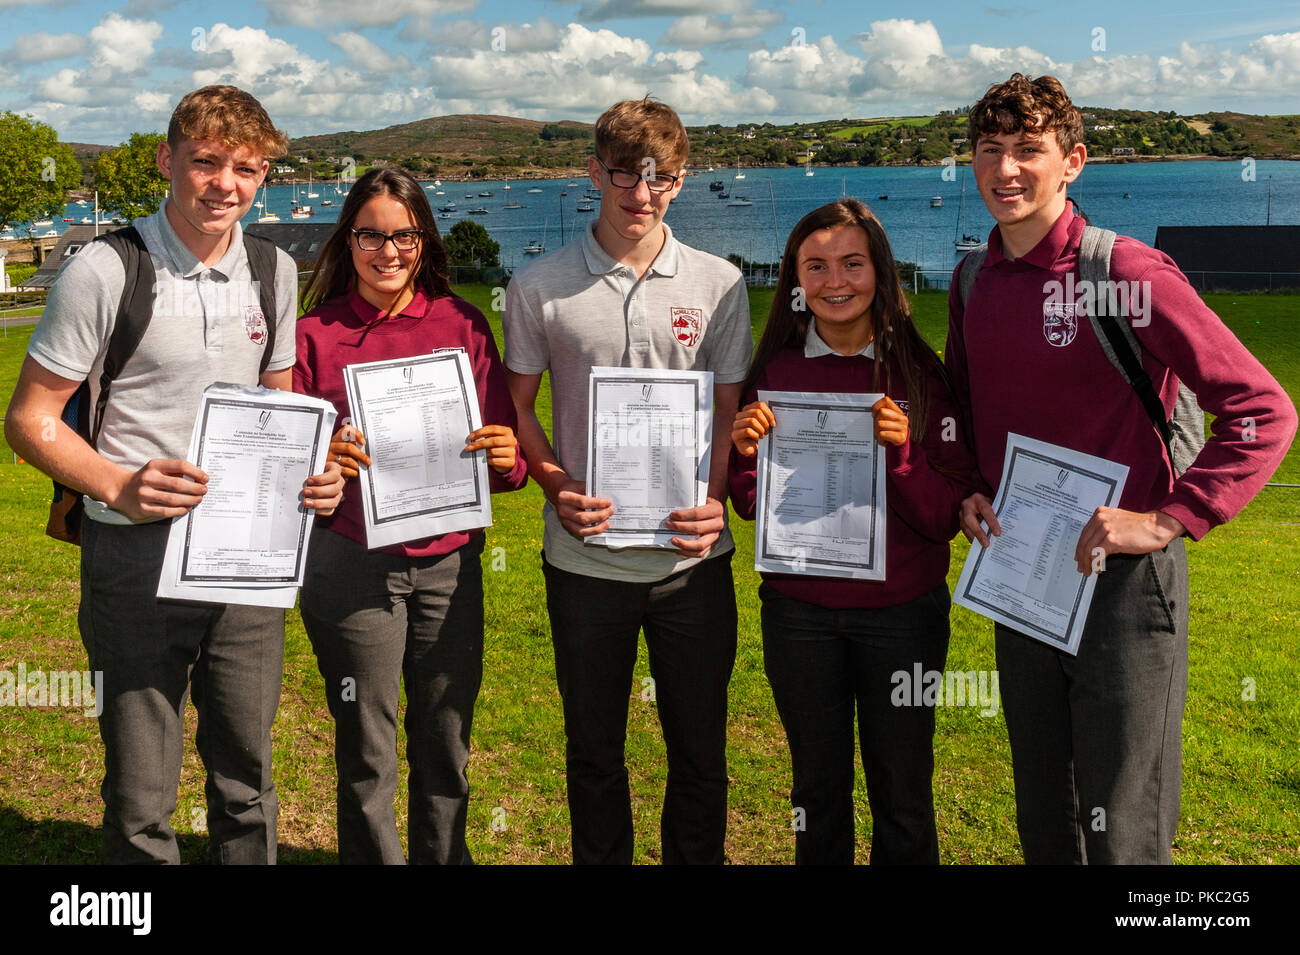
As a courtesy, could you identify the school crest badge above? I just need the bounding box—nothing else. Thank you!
[1042,301,1078,347]
[243,305,268,346]
[670,307,703,347]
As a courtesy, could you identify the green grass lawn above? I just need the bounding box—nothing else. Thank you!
[0,289,1296,864]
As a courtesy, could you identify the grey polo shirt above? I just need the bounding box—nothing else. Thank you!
[27,202,298,524]
[504,221,753,582]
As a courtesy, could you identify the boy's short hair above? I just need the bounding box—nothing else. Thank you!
[167,85,289,161]
[594,97,689,173]
[969,73,1084,154]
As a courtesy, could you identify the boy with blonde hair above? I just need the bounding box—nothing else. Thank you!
[6,86,344,864]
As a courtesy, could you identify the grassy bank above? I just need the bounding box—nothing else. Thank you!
[0,289,1295,864]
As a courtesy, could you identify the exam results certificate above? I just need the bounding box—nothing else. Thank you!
[754,390,887,580]
[157,383,336,608]
[343,350,491,549]
[953,433,1129,655]
[585,367,713,549]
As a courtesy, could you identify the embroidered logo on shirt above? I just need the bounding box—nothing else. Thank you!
[1042,301,1078,347]
[243,305,268,346]
[670,307,703,347]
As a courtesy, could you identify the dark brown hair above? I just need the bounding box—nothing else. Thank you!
[969,73,1084,153]
[302,166,454,314]
[594,97,689,173]
[741,198,948,437]
[168,85,288,159]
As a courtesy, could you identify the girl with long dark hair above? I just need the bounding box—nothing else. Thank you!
[729,198,976,864]
[294,167,526,864]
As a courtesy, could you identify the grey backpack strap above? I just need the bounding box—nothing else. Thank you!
[1079,225,1205,473]
[1078,227,1139,383]
[957,245,988,307]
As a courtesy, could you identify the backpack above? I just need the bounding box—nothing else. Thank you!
[46,226,280,544]
[956,225,1206,476]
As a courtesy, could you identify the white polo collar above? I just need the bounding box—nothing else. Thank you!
[804,321,875,358]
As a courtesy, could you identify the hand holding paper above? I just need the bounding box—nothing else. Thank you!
[732,401,776,457]
[112,458,209,520]
[465,424,518,475]
[328,425,371,479]
[157,382,336,608]
[666,497,725,557]
[302,460,345,516]
[871,396,909,447]
[961,492,1001,548]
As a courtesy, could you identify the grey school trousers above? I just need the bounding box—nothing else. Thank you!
[79,518,283,864]
[995,539,1190,864]
[299,526,484,865]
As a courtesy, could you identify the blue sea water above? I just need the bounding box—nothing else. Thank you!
[11,160,1298,274]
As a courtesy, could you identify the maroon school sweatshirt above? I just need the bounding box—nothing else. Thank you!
[945,207,1297,540]
[294,289,527,557]
[728,345,978,609]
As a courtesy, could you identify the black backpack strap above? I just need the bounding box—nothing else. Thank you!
[242,232,280,374]
[92,226,156,446]
[1079,225,1175,454]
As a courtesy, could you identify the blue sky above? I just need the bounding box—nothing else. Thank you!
[2,0,1298,144]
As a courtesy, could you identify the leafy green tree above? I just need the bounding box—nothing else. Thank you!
[0,111,80,234]
[94,132,167,220]
[444,219,500,267]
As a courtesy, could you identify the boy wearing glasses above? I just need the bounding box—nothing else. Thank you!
[5,86,344,863]
[504,98,752,864]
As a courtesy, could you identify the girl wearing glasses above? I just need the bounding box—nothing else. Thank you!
[294,166,526,864]
[728,199,976,864]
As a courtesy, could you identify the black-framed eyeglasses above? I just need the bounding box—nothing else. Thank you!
[351,228,423,252]
[596,157,681,194]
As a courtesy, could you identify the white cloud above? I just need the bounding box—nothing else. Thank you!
[193,24,335,90]
[134,90,171,114]
[87,12,162,72]
[8,14,1300,144]
[9,31,87,64]
[659,11,783,50]
[36,68,91,106]
[746,35,865,96]
[264,0,478,29]
[330,32,414,72]
[857,18,945,80]
[423,22,769,121]
[188,24,446,136]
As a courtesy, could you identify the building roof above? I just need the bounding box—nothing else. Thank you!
[245,222,336,266]
[1153,225,1300,274]
[23,224,127,289]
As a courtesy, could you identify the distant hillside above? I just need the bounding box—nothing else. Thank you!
[68,142,114,190]
[271,108,1300,182]
[290,114,593,179]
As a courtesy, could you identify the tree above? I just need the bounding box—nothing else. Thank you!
[443,219,499,267]
[94,132,168,220]
[0,111,80,234]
